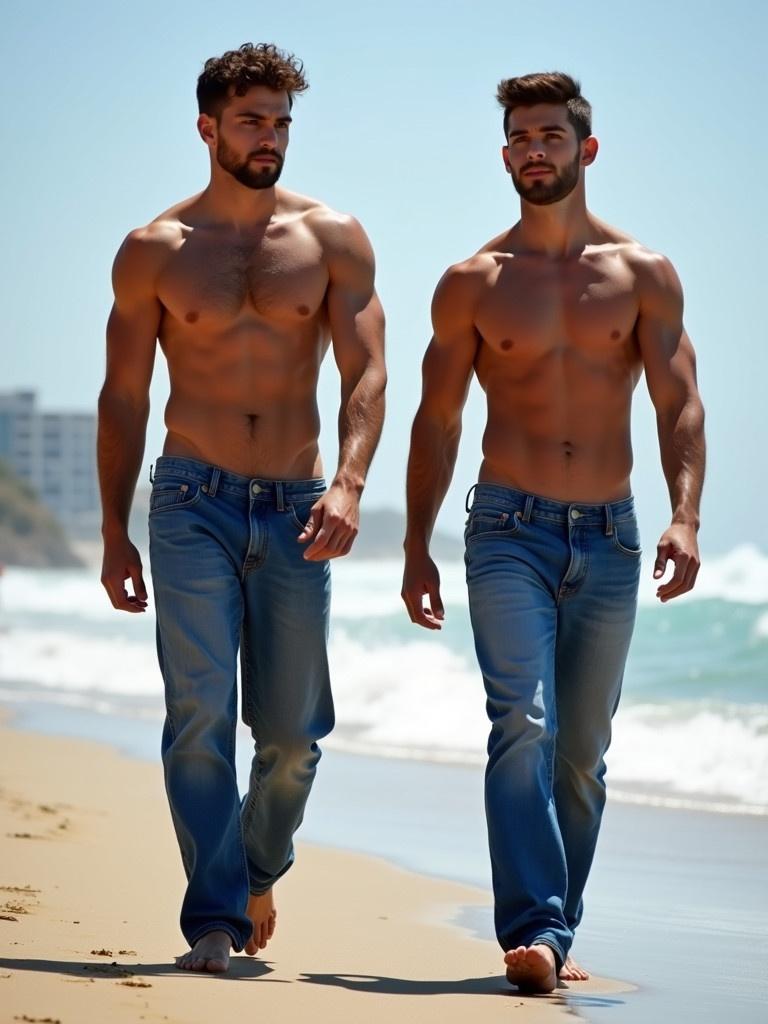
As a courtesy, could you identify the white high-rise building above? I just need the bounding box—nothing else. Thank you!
[0,390,100,537]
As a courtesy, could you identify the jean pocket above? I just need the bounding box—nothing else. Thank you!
[288,499,317,532]
[149,480,203,515]
[464,508,520,542]
[611,517,642,556]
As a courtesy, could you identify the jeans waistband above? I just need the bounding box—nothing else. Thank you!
[151,455,326,504]
[467,482,636,528]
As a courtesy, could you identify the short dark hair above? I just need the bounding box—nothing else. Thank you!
[197,43,308,117]
[496,72,591,140]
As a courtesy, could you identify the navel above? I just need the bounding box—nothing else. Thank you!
[185,311,199,324]
[246,413,259,438]
[500,338,514,352]
[562,440,574,457]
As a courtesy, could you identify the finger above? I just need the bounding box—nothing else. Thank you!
[656,556,690,601]
[660,558,699,601]
[304,524,349,560]
[653,543,673,580]
[129,564,148,603]
[402,588,442,630]
[107,581,147,613]
[297,510,319,544]
[327,528,358,559]
[427,584,445,621]
[296,505,323,544]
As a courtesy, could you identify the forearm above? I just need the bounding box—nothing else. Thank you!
[657,396,706,529]
[97,390,150,538]
[404,409,461,553]
[333,364,386,493]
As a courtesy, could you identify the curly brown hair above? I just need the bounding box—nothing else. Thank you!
[496,72,591,141]
[197,43,308,117]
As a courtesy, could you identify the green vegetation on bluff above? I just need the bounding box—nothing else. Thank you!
[0,459,83,567]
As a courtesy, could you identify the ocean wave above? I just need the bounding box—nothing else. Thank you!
[3,624,765,812]
[3,545,768,624]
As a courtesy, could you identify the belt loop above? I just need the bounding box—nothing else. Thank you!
[149,463,154,484]
[604,502,613,536]
[465,483,477,514]
[208,467,220,498]
[275,481,285,512]
[522,495,534,522]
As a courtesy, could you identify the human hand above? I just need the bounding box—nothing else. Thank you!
[299,484,360,561]
[401,549,444,629]
[653,523,700,602]
[101,534,148,612]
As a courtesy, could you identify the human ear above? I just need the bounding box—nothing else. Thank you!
[581,136,599,166]
[197,114,216,147]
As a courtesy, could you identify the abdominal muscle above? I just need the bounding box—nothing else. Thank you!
[159,315,328,479]
[478,381,636,504]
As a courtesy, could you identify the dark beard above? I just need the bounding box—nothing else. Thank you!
[511,151,581,206]
[216,137,284,189]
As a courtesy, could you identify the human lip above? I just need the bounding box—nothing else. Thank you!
[250,153,279,163]
[523,166,554,177]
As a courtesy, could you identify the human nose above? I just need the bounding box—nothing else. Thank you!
[526,138,547,161]
[259,124,279,148]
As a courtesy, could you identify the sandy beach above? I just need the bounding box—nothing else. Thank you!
[0,723,632,1024]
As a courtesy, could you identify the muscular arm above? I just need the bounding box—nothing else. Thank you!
[636,253,706,600]
[97,228,164,610]
[402,262,482,627]
[301,214,386,560]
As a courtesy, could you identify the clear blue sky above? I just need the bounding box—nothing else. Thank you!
[2,0,766,553]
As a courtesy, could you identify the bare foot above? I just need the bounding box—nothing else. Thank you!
[560,954,590,981]
[244,889,277,955]
[175,930,231,973]
[504,944,558,993]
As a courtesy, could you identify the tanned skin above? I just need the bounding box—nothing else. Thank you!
[98,85,386,973]
[402,101,705,991]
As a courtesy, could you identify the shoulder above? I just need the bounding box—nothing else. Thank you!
[433,253,495,314]
[591,217,682,298]
[619,243,683,312]
[113,214,183,286]
[298,199,373,261]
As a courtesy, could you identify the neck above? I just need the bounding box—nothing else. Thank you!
[517,183,593,257]
[202,166,279,227]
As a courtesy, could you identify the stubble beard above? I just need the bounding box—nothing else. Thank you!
[216,136,284,190]
[511,151,581,206]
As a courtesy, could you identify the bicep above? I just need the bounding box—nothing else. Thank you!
[325,219,385,381]
[636,257,696,412]
[417,272,481,425]
[103,236,163,400]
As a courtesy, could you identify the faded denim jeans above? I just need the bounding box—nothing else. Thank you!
[148,456,333,952]
[465,483,640,969]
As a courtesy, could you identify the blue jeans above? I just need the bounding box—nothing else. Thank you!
[464,483,640,969]
[148,456,334,952]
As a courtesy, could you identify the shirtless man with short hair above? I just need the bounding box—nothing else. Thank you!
[402,72,704,992]
[98,43,385,973]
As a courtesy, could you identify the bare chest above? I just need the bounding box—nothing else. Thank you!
[475,255,639,366]
[157,228,329,329]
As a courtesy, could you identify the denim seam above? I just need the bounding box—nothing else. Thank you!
[149,487,204,516]
[611,533,643,558]
[288,501,314,533]
[465,519,521,543]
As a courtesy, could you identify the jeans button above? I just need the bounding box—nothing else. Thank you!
[570,508,582,520]
[251,482,262,496]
